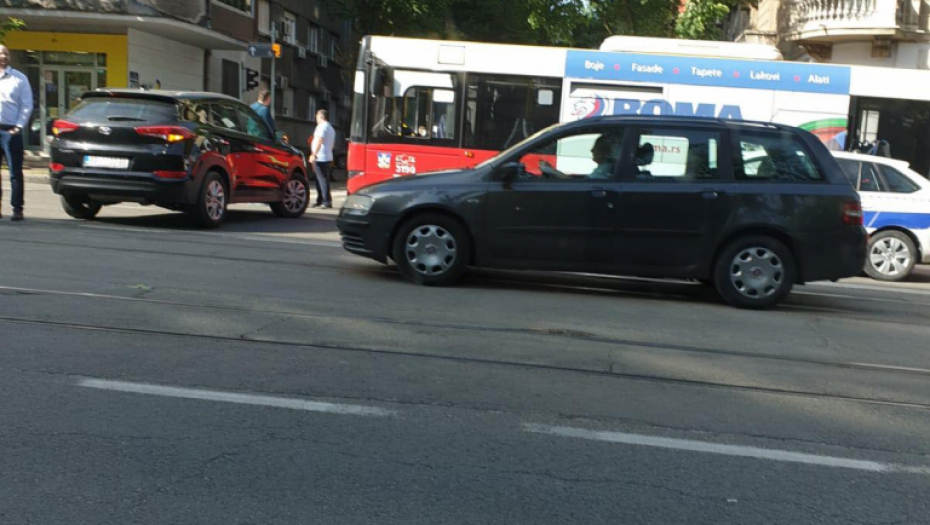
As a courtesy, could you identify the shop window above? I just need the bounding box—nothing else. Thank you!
[42,51,95,67]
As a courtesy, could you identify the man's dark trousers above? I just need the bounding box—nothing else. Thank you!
[314,161,333,206]
[0,129,25,213]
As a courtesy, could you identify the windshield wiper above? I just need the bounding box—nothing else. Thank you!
[107,116,146,122]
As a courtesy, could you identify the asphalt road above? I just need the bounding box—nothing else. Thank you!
[2,179,930,524]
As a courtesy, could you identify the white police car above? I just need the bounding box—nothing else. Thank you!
[833,152,930,281]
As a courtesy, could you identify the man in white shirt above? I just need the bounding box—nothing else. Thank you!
[0,45,33,221]
[308,109,336,208]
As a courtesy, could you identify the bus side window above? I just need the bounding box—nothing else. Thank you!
[463,73,562,152]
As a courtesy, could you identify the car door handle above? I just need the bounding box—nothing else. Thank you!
[591,190,608,198]
[701,190,719,199]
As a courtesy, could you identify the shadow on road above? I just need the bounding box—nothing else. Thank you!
[83,206,339,235]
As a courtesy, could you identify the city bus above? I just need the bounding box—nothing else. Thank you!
[347,35,853,193]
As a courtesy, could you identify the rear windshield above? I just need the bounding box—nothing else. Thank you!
[67,97,178,123]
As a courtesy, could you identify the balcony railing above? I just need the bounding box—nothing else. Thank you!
[789,0,924,37]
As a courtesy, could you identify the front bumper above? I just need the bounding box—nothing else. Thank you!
[336,211,400,263]
[50,170,198,205]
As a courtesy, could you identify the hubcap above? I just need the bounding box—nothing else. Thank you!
[283,179,308,213]
[205,180,226,221]
[405,225,457,276]
[870,237,911,277]
[729,247,784,299]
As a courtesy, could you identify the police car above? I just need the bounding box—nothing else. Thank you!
[833,152,930,281]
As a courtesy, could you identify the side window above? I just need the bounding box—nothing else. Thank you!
[238,106,274,142]
[738,131,823,182]
[514,128,625,181]
[835,159,861,189]
[181,102,209,125]
[632,127,721,180]
[209,103,243,132]
[859,163,883,192]
[463,73,561,151]
[878,165,921,194]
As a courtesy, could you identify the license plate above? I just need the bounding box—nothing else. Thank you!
[83,156,130,170]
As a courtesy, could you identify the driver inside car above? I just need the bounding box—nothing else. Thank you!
[589,135,618,179]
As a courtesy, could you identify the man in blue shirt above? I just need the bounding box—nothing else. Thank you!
[250,89,275,134]
[0,45,33,221]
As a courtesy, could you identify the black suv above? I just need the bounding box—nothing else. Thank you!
[338,117,867,309]
[49,90,309,228]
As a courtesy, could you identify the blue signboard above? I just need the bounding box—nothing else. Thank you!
[565,50,851,95]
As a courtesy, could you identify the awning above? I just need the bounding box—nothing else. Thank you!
[0,8,246,50]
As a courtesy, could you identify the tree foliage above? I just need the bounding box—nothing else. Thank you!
[0,17,26,45]
[675,0,742,40]
[324,0,718,48]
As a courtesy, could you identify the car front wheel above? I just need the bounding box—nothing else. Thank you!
[392,213,470,286]
[714,236,796,310]
[61,194,102,220]
[864,230,917,282]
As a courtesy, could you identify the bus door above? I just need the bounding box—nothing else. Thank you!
[365,70,461,180]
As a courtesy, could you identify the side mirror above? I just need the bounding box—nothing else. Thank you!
[498,161,525,182]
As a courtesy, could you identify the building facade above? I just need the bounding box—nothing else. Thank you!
[0,0,350,157]
[727,0,930,65]
[725,0,930,176]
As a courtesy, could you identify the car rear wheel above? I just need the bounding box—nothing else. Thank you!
[270,173,309,219]
[714,236,796,310]
[392,213,470,286]
[188,172,227,229]
[864,230,917,282]
[60,194,102,220]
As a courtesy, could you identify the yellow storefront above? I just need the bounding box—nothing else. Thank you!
[5,32,128,151]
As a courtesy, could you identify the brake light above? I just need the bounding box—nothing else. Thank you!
[49,163,65,173]
[135,126,195,143]
[52,120,79,136]
[844,202,863,226]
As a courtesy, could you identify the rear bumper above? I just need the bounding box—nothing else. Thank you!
[336,211,400,263]
[796,227,868,282]
[50,170,198,205]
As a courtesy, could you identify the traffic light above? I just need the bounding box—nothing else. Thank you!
[272,43,282,58]
[245,68,260,91]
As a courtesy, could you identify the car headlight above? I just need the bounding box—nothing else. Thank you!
[342,194,375,215]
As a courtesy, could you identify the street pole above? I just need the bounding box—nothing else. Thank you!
[269,22,276,118]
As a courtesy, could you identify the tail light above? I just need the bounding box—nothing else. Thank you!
[52,120,79,137]
[844,201,863,226]
[135,126,195,143]
[49,163,65,173]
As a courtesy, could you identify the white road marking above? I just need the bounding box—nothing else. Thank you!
[78,379,393,417]
[818,281,930,297]
[524,424,930,475]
